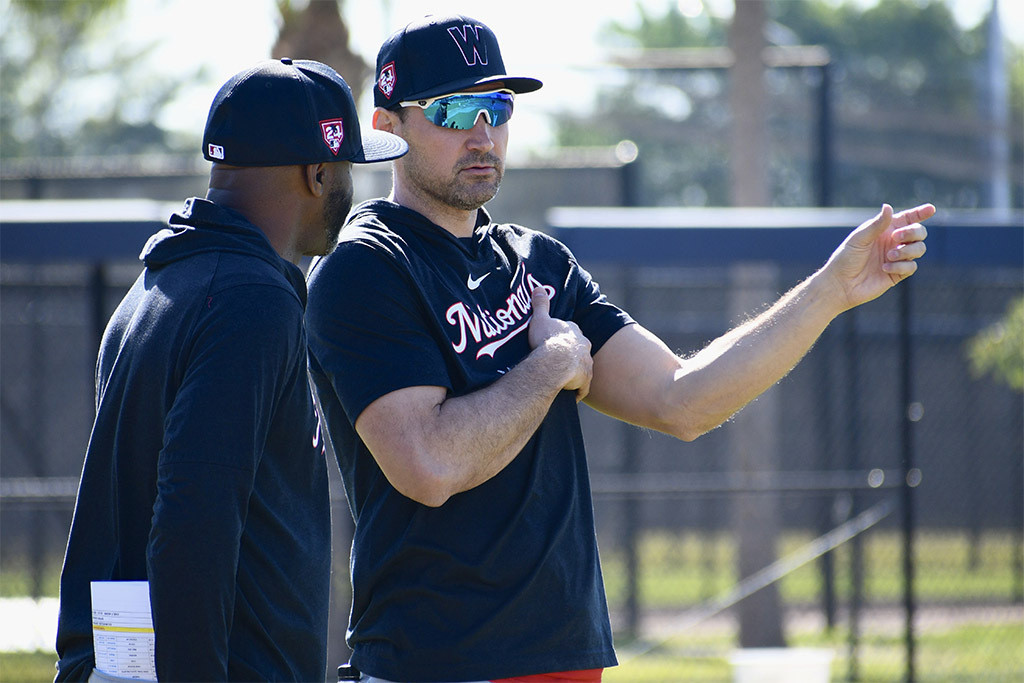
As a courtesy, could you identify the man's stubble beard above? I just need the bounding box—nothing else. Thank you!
[319,176,354,256]
[407,150,504,212]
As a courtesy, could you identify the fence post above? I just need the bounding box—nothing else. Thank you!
[814,328,837,632]
[816,62,833,208]
[729,263,785,648]
[843,310,864,682]
[620,267,641,641]
[899,281,918,682]
[1015,393,1024,604]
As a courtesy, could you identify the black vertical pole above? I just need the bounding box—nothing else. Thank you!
[621,268,640,641]
[844,311,863,682]
[620,156,641,208]
[1013,393,1023,604]
[816,62,834,208]
[29,285,46,599]
[91,264,107,361]
[814,329,836,632]
[899,281,917,682]
[623,423,641,642]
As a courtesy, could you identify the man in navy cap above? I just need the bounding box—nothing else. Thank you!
[55,59,406,683]
[305,15,932,683]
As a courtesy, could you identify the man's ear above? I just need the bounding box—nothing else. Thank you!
[304,163,327,197]
[373,107,399,134]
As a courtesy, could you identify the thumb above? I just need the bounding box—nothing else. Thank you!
[531,287,550,320]
[856,204,893,242]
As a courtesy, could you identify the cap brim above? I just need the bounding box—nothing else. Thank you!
[352,129,408,163]
[403,75,543,104]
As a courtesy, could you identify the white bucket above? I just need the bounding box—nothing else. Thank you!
[729,647,835,683]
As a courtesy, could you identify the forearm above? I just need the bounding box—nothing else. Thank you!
[431,343,572,496]
[360,334,584,507]
[665,269,842,438]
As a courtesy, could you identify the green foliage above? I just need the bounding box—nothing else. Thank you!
[0,560,61,599]
[601,3,728,49]
[0,0,202,159]
[967,295,1024,391]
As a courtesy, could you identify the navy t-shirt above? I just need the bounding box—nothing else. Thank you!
[306,200,633,682]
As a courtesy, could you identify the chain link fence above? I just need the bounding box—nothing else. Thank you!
[2,214,1021,680]
[577,258,1023,680]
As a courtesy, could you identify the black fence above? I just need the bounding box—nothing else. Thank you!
[2,204,1021,680]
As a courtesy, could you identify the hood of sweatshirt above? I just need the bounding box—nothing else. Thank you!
[142,197,306,296]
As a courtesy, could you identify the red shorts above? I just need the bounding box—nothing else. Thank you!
[491,669,603,683]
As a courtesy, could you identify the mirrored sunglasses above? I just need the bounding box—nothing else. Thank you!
[400,91,514,130]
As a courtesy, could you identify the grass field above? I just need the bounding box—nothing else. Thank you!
[600,621,1024,682]
[4,621,1020,683]
[600,530,1023,608]
[3,530,1020,682]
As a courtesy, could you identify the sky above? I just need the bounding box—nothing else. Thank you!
[11,0,1024,160]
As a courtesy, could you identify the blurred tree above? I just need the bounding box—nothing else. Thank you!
[554,4,732,206]
[273,0,369,103]
[553,0,1024,209]
[1,0,367,162]
[0,0,203,158]
[968,295,1024,392]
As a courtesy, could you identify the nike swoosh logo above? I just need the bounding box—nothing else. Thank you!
[477,317,531,359]
[467,272,490,290]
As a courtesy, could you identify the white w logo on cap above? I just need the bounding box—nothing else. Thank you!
[447,24,488,66]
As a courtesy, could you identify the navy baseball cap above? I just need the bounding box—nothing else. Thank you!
[203,58,407,166]
[374,14,542,108]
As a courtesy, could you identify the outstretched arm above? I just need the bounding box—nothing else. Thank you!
[584,203,934,441]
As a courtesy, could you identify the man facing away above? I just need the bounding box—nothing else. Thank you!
[305,15,933,683]
[55,58,406,682]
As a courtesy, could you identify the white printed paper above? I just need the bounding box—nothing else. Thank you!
[90,581,157,681]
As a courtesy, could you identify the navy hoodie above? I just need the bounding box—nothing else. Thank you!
[55,198,330,682]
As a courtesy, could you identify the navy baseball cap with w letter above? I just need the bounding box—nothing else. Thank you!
[203,58,408,166]
[374,14,542,108]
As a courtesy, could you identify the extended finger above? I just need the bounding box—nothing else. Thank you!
[892,203,936,228]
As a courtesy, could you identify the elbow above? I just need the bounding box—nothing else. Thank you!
[384,451,458,508]
[399,479,451,508]
[662,406,728,442]
[654,393,716,443]
[663,420,705,443]
[670,425,703,443]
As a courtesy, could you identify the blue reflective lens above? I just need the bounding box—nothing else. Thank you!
[412,92,514,130]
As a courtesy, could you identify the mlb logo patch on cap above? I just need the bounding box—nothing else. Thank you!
[320,119,344,155]
[378,62,396,100]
